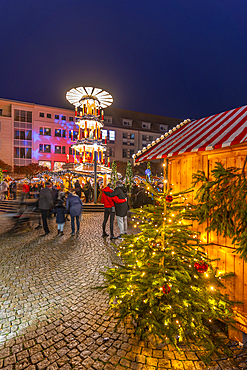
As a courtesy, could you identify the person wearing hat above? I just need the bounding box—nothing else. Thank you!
[38,182,53,236]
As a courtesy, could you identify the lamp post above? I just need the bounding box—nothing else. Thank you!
[93,143,98,204]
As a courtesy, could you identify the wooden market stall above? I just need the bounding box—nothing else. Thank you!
[134,104,247,342]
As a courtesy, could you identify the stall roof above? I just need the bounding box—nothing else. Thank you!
[134,105,247,163]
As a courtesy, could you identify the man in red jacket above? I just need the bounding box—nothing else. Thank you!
[101,183,126,239]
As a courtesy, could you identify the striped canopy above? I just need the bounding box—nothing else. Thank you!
[134,105,247,163]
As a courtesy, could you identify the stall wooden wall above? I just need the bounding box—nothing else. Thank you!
[168,144,247,337]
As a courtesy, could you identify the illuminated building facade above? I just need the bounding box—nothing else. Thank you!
[0,97,181,169]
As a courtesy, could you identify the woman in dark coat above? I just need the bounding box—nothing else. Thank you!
[66,192,83,235]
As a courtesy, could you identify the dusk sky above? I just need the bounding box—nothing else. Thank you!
[1,0,247,120]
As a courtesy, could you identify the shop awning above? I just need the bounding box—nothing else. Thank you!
[134,105,247,163]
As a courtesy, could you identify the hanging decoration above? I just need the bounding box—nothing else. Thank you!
[194,262,209,273]
[165,195,173,202]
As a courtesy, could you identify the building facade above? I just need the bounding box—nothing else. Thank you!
[0,98,181,170]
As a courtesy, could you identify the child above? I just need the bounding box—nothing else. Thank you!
[53,199,67,236]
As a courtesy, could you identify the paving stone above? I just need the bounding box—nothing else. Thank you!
[0,348,10,359]
[30,351,44,364]
[4,355,16,366]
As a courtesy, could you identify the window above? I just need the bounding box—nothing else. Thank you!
[130,149,135,158]
[102,130,107,140]
[142,134,147,141]
[69,146,73,155]
[109,147,115,157]
[39,112,45,118]
[160,124,168,132]
[55,129,61,137]
[61,115,66,121]
[129,133,135,146]
[47,113,52,119]
[39,144,43,152]
[55,146,61,154]
[0,109,2,116]
[39,160,51,169]
[14,147,19,158]
[39,127,43,135]
[44,127,51,136]
[69,130,78,140]
[123,132,128,145]
[14,147,31,159]
[27,111,32,123]
[44,144,51,153]
[54,162,66,170]
[14,130,25,140]
[109,130,115,142]
[142,122,151,129]
[69,116,74,121]
[122,148,127,158]
[148,135,153,142]
[62,130,66,138]
[20,110,26,122]
[26,130,32,140]
[55,114,59,119]
[104,117,112,124]
[123,119,132,126]
[62,146,66,154]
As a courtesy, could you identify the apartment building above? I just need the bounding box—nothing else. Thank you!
[0,98,181,170]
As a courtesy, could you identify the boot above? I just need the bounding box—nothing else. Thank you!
[60,231,64,236]
[57,230,60,236]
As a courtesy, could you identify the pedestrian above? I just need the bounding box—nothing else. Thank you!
[38,182,53,236]
[74,180,82,198]
[103,180,128,239]
[66,191,83,235]
[53,199,67,236]
[2,180,8,200]
[83,180,92,203]
[101,183,127,239]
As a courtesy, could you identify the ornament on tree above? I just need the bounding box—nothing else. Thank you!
[194,261,208,273]
[162,284,171,294]
[165,195,173,202]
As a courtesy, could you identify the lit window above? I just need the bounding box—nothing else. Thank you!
[39,112,45,118]
[44,128,51,136]
[39,127,43,135]
[39,144,43,152]
[55,129,61,137]
[102,130,107,139]
[44,144,51,153]
[109,130,115,141]
[55,146,61,154]
[39,160,51,169]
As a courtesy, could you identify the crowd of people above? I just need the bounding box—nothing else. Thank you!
[0,175,164,239]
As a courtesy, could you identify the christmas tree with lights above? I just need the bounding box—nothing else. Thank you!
[0,168,3,183]
[101,183,237,362]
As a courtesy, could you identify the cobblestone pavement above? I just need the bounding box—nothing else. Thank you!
[0,212,247,370]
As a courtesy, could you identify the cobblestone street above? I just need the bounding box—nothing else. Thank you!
[0,212,246,370]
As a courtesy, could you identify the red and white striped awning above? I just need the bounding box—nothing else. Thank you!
[134,105,247,163]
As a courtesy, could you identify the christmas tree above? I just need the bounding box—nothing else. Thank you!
[101,183,236,362]
[192,162,247,260]
[125,161,133,192]
[111,160,119,188]
[0,168,3,183]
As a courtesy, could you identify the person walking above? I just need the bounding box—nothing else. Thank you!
[38,182,53,236]
[53,199,67,236]
[66,191,83,235]
[103,181,128,239]
[101,183,127,239]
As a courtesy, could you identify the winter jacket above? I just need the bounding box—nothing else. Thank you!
[53,200,67,224]
[104,185,128,217]
[101,186,127,208]
[39,187,53,210]
[66,193,83,217]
